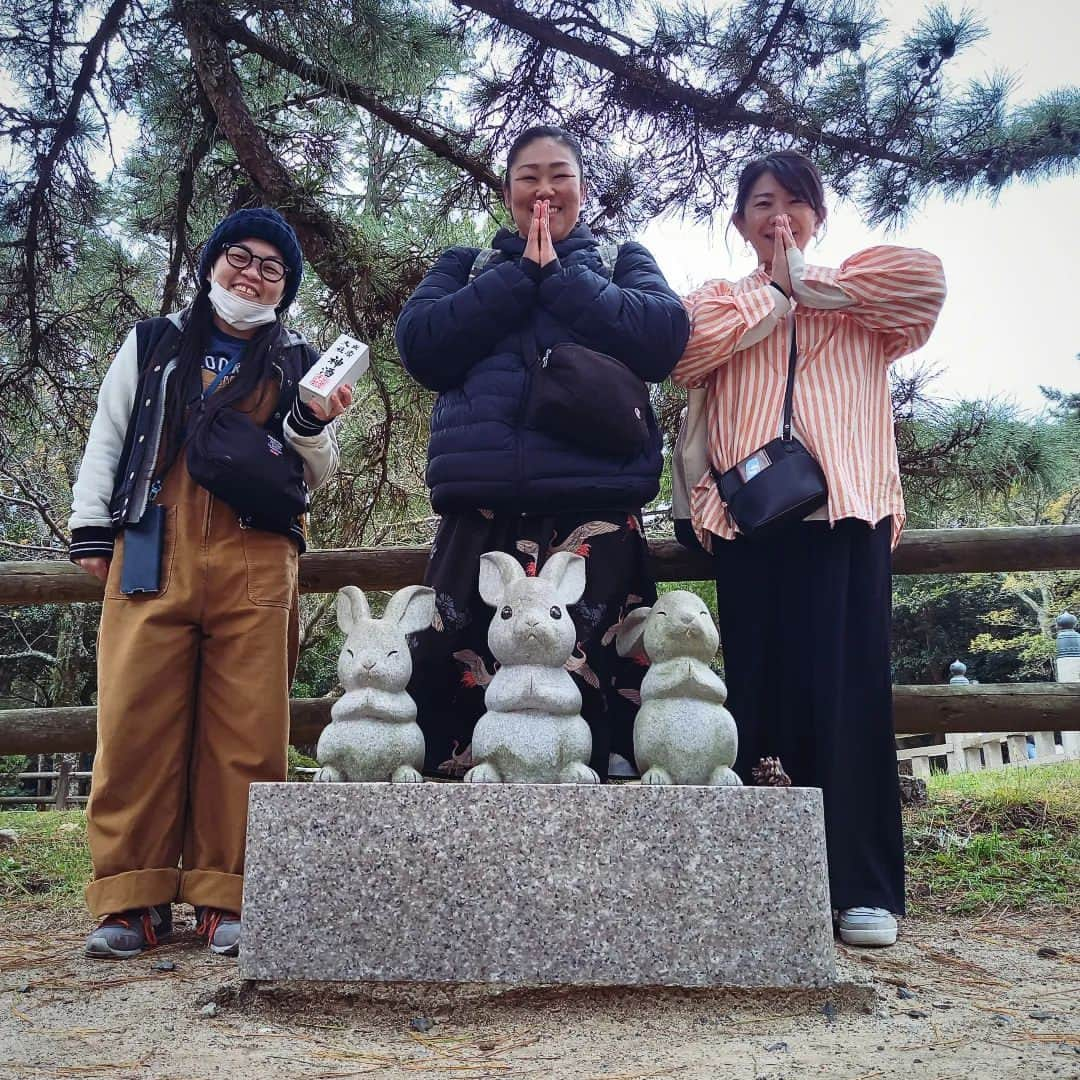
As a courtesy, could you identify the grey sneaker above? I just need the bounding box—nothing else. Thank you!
[195,907,241,956]
[85,904,172,959]
[837,906,898,947]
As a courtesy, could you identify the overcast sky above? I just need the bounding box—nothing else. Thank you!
[642,0,1079,414]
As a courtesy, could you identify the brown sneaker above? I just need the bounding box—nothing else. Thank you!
[195,907,241,956]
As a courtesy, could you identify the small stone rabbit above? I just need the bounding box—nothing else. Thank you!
[465,550,599,784]
[315,584,436,783]
[615,590,742,786]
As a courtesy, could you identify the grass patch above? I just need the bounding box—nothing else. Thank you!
[905,762,1080,917]
[0,810,91,908]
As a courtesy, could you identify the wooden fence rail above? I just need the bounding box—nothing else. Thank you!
[1,526,1078,605]
[1,525,1077,757]
[1,684,1078,755]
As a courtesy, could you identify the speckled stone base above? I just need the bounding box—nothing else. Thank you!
[239,783,836,987]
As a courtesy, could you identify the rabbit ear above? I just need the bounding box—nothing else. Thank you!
[538,551,586,606]
[384,585,437,635]
[615,606,652,660]
[478,551,524,608]
[336,586,370,633]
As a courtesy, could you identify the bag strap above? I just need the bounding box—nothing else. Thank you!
[469,248,501,282]
[201,354,241,401]
[597,241,619,278]
[780,318,799,442]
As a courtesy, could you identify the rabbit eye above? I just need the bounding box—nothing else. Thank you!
[345,648,354,658]
[550,606,562,620]
[500,605,513,620]
[387,650,398,658]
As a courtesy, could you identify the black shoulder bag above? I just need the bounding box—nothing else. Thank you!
[711,319,827,537]
[522,337,652,457]
[186,356,309,533]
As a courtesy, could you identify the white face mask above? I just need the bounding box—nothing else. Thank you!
[208,277,279,331]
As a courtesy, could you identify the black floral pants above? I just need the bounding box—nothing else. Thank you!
[407,508,656,780]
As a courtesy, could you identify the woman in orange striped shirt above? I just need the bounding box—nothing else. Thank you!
[674,152,946,947]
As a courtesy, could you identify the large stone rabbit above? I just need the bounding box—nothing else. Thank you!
[465,551,599,784]
[616,590,741,786]
[315,584,436,783]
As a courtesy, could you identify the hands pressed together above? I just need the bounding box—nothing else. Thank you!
[769,213,797,297]
[523,200,559,268]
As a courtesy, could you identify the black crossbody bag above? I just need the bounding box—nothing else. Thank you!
[186,357,309,532]
[522,334,652,457]
[711,319,828,537]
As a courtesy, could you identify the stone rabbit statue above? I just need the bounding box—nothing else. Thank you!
[616,590,741,786]
[465,550,599,784]
[315,584,436,783]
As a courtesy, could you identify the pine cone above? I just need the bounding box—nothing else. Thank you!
[752,756,791,787]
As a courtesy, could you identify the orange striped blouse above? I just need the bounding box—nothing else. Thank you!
[673,245,946,549]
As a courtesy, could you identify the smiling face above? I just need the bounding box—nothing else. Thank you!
[503,136,585,244]
[209,237,287,308]
[733,170,825,268]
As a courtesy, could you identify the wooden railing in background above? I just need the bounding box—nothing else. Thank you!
[1,525,1078,762]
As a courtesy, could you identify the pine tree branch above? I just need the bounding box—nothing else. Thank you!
[200,7,502,190]
[21,0,130,372]
[454,0,926,167]
[179,0,352,293]
[0,466,70,546]
[160,97,215,315]
[720,0,799,112]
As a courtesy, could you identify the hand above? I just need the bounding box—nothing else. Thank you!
[770,215,794,297]
[537,201,557,267]
[76,557,110,582]
[523,201,543,265]
[308,384,353,422]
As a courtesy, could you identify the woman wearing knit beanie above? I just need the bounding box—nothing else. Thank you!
[69,207,352,959]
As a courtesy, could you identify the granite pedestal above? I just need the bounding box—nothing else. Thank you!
[239,783,836,987]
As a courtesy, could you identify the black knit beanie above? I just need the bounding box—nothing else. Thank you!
[197,207,304,310]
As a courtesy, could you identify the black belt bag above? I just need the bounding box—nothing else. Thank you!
[523,338,652,457]
[185,358,308,532]
[187,404,308,532]
[711,318,827,537]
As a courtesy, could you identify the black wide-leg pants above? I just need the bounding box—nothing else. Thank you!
[712,517,905,915]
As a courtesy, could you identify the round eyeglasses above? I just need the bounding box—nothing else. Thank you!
[222,243,288,283]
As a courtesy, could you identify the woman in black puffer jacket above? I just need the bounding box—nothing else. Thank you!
[396,125,690,780]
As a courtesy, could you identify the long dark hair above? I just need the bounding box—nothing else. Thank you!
[732,150,827,223]
[156,284,282,477]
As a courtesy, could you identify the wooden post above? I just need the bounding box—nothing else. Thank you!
[982,738,1004,769]
[1032,730,1057,762]
[909,755,931,779]
[1055,614,1080,760]
[967,743,984,777]
[53,758,71,810]
[1006,733,1030,766]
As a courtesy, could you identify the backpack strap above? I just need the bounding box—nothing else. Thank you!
[470,243,619,281]
[468,248,501,282]
[597,241,620,278]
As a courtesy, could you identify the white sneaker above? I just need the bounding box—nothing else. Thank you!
[837,907,897,947]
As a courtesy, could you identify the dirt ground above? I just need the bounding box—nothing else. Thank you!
[1,909,1077,1080]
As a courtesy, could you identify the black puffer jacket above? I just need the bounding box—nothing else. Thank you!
[395,223,690,513]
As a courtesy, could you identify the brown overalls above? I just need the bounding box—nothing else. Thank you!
[85,372,300,917]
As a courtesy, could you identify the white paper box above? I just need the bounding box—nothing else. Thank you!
[298,334,370,412]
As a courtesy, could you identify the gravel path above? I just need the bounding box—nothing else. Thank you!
[1,909,1077,1079]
